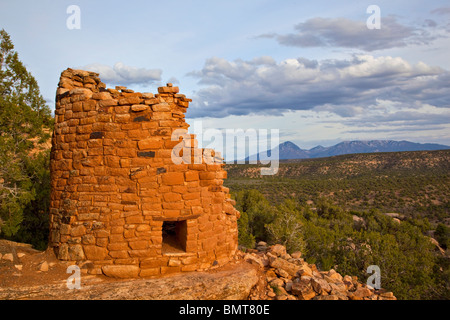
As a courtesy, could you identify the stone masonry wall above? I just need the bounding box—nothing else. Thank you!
[48,68,239,278]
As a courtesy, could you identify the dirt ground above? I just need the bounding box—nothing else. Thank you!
[0,240,260,300]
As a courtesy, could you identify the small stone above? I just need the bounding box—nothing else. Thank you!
[311,278,332,295]
[379,291,395,299]
[348,287,372,300]
[268,244,286,257]
[314,295,339,300]
[285,281,293,292]
[297,264,313,277]
[270,258,299,277]
[291,251,302,259]
[269,278,284,288]
[244,254,264,268]
[39,261,49,272]
[280,253,292,260]
[14,265,23,271]
[291,280,316,300]
[265,269,277,281]
[327,269,343,281]
[275,268,290,279]
[2,253,14,262]
[17,253,26,259]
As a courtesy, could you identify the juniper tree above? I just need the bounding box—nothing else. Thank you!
[0,29,52,237]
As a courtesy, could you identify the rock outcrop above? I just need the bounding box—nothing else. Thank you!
[0,239,259,300]
[0,239,396,300]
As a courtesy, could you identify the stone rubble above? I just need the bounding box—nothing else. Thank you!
[243,242,396,300]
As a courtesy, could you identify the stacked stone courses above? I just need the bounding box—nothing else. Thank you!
[48,68,239,278]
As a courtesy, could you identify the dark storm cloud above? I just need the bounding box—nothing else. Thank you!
[186,55,449,119]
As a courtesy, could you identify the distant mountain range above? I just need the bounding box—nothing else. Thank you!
[245,140,450,161]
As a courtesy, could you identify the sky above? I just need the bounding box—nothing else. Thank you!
[1,0,449,155]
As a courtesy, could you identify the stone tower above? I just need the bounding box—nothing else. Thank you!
[48,68,239,278]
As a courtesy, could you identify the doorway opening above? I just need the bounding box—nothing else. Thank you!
[162,220,187,254]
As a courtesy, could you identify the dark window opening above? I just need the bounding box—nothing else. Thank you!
[162,220,187,254]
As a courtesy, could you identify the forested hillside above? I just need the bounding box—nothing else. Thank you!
[225,150,450,225]
[225,150,450,299]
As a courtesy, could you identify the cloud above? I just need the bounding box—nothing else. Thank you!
[318,100,450,138]
[431,7,450,15]
[82,62,162,85]
[260,16,439,51]
[187,55,449,119]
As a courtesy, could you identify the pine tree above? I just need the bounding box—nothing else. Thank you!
[0,29,53,237]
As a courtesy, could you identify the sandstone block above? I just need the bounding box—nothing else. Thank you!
[161,172,184,185]
[102,265,140,278]
[119,97,141,105]
[84,245,109,260]
[140,267,160,277]
[68,244,85,260]
[92,92,112,100]
[151,103,171,112]
[138,138,163,150]
[131,104,149,112]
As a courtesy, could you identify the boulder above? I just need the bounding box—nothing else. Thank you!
[244,253,265,268]
[311,278,332,295]
[275,268,290,279]
[269,258,299,277]
[327,269,343,282]
[297,264,313,277]
[268,244,286,257]
[348,287,372,300]
[291,280,316,300]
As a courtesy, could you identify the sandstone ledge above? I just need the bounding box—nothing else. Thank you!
[0,240,259,300]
